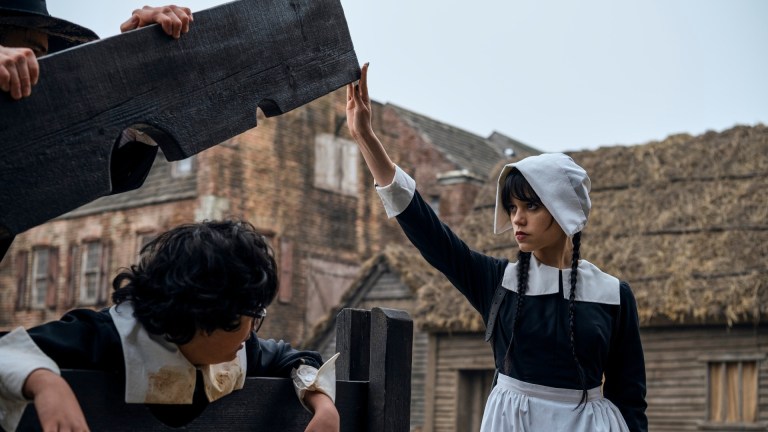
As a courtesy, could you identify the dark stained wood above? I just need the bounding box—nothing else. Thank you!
[0,0,360,245]
[336,308,371,381]
[17,307,412,431]
[368,308,413,432]
[18,373,366,432]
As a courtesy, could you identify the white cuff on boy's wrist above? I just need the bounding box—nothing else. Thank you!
[291,352,340,412]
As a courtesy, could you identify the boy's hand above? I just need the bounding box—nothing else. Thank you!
[303,390,340,432]
[24,369,90,432]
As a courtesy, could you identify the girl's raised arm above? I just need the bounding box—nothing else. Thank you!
[346,63,396,186]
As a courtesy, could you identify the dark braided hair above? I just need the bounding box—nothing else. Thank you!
[501,168,589,408]
[569,231,588,407]
[503,249,530,375]
[112,220,278,345]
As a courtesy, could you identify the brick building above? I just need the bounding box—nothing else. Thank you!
[0,88,531,345]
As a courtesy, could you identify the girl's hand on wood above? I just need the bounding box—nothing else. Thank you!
[346,62,374,141]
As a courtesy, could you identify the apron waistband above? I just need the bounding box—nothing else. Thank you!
[496,373,603,403]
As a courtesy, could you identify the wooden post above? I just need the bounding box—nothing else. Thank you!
[368,307,413,432]
[336,308,371,381]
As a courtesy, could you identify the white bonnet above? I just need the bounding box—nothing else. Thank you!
[493,153,591,237]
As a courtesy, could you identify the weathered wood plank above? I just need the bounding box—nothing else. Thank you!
[336,308,371,381]
[368,307,413,432]
[19,372,367,431]
[0,0,359,243]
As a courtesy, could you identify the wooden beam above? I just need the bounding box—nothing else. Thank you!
[18,372,368,431]
[0,0,359,243]
[368,307,413,432]
[336,308,371,382]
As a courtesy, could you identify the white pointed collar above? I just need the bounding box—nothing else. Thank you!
[501,255,619,305]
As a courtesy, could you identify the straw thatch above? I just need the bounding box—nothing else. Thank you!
[416,124,768,331]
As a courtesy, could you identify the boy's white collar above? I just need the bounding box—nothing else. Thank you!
[109,303,246,404]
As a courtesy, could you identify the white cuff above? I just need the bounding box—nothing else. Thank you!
[375,165,416,218]
[0,327,61,432]
[291,352,339,413]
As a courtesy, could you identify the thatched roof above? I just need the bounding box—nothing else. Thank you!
[416,124,768,331]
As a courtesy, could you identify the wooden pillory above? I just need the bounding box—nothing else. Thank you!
[0,0,360,257]
[18,307,413,431]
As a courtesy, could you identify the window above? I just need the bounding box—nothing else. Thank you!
[80,241,103,305]
[171,157,194,177]
[456,369,495,432]
[15,247,60,310]
[313,133,358,195]
[707,359,760,426]
[30,248,50,308]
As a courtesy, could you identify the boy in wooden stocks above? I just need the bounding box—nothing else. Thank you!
[0,220,340,432]
[346,63,647,431]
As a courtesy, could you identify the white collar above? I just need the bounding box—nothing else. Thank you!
[501,255,619,305]
[109,303,247,404]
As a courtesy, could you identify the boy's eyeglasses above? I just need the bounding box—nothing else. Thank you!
[251,308,267,333]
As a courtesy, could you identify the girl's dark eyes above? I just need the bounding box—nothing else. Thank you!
[509,202,540,213]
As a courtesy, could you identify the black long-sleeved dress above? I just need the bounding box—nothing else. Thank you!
[391,185,647,431]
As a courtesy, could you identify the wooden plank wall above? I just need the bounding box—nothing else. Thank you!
[643,325,768,431]
[427,333,494,432]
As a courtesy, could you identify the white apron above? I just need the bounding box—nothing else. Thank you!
[481,374,630,432]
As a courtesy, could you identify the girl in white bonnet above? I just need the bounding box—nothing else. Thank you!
[346,63,647,432]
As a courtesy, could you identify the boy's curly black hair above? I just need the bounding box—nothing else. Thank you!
[112,220,278,345]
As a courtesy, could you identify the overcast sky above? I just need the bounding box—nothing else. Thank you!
[49,0,768,152]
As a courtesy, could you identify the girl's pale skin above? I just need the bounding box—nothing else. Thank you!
[24,316,339,432]
[346,63,574,269]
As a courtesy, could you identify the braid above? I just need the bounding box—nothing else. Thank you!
[568,232,588,408]
[503,250,531,375]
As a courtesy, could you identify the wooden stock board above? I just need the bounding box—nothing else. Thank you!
[0,0,360,248]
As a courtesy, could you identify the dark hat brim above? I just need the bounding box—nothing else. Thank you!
[0,11,99,53]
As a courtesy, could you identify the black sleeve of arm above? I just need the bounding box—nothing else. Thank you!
[246,334,323,377]
[395,190,506,316]
[24,308,124,371]
[603,282,648,432]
